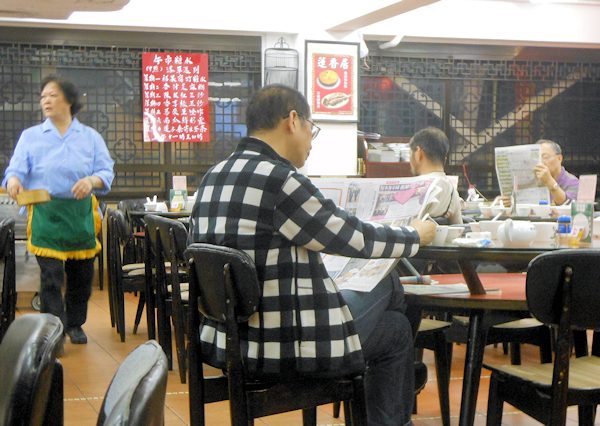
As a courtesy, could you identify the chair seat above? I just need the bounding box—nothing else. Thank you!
[453,315,543,330]
[127,263,172,277]
[493,318,544,330]
[167,282,189,293]
[485,356,600,390]
[418,318,451,333]
[123,263,145,272]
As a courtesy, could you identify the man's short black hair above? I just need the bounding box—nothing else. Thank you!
[246,84,310,134]
[41,74,83,116]
[409,127,449,165]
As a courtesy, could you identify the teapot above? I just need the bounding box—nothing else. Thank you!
[497,219,537,247]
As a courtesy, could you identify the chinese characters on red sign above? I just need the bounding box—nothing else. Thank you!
[142,52,209,142]
[311,53,353,115]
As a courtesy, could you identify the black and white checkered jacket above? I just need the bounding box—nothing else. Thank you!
[188,137,420,377]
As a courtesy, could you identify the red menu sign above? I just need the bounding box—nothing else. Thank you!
[311,53,353,115]
[142,52,209,142]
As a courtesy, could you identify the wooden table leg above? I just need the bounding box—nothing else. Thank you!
[459,309,488,426]
[457,259,486,295]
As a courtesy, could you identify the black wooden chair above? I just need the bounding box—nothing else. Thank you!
[97,340,168,426]
[484,249,600,426]
[185,243,368,426]
[0,313,64,426]
[95,200,107,290]
[106,208,147,342]
[0,217,16,342]
[144,214,189,382]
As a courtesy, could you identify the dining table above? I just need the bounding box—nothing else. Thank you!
[407,241,562,426]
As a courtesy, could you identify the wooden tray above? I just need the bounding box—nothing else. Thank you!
[16,189,51,206]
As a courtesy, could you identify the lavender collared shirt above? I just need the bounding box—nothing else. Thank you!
[555,167,579,202]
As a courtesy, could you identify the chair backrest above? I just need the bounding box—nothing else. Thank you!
[526,248,600,422]
[184,243,261,323]
[527,249,600,329]
[0,313,64,426]
[0,217,16,341]
[144,214,187,265]
[97,340,168,426]
[108,209,137,264]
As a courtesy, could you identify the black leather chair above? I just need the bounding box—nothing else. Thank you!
[0,313,64,426]
[144,214,189,382]
[97,340,168,426]
[106,209,147,342]
[484,249,600,426]
[185,243,368,426]
[0,216,16,342]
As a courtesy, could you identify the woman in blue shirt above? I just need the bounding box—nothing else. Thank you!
[3,74,114,345]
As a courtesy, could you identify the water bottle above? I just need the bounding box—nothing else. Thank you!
[557,215,571,247]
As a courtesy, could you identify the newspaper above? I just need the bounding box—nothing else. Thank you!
[494,144,550,204]
[313,176,436,292]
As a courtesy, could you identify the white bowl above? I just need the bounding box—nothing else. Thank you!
[446,226,465,243]
[552,204,572,217]
[533,221,557,241]
[478,220,504,240]
[531,204,551,218]
[479,205,493,219]
[491,206,512,218]
[515,204,531,217]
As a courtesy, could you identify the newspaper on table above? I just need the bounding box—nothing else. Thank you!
[494,144,550,204]
[313,175,438,292]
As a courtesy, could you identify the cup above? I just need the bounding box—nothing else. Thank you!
[144,202,158,212]
[430,225,449,246]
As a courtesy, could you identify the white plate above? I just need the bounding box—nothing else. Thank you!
[317,73,341,90]
[321,92,351,109]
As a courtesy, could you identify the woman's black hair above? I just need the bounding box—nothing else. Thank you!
[41,74,83,116]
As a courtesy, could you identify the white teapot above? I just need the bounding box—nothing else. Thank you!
[497,219,537,247]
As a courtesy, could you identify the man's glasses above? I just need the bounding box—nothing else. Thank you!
[283,112,321,140]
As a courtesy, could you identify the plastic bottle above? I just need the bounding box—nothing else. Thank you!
[557,215,571,247]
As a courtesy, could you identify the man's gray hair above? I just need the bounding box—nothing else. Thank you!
[536,139,562,155]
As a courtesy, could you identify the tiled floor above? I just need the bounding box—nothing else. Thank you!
[14,271,593,425]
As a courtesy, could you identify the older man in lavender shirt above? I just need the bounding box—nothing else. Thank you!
[535,139,579,204]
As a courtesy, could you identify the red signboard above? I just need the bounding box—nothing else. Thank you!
[142,52,209,142]
[311,53,354,115]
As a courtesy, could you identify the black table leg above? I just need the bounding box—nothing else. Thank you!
[459,309,488,426]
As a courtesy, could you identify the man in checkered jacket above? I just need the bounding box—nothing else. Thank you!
[189,84,436,426]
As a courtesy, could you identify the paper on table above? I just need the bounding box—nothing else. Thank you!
[403,283,470,295]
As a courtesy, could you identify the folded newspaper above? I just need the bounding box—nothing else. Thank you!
[313,175,439,292]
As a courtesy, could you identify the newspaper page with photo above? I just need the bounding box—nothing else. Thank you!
[313,176,437,292]
[495,144,550,204]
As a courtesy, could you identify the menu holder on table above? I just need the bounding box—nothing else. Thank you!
[16,189,50,206]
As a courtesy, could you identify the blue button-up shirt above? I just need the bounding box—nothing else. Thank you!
[3,118,114,198]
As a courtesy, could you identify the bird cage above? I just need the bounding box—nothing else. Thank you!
[264,38,299,88]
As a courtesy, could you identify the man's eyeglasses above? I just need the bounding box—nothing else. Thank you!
[283,112,321,140]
